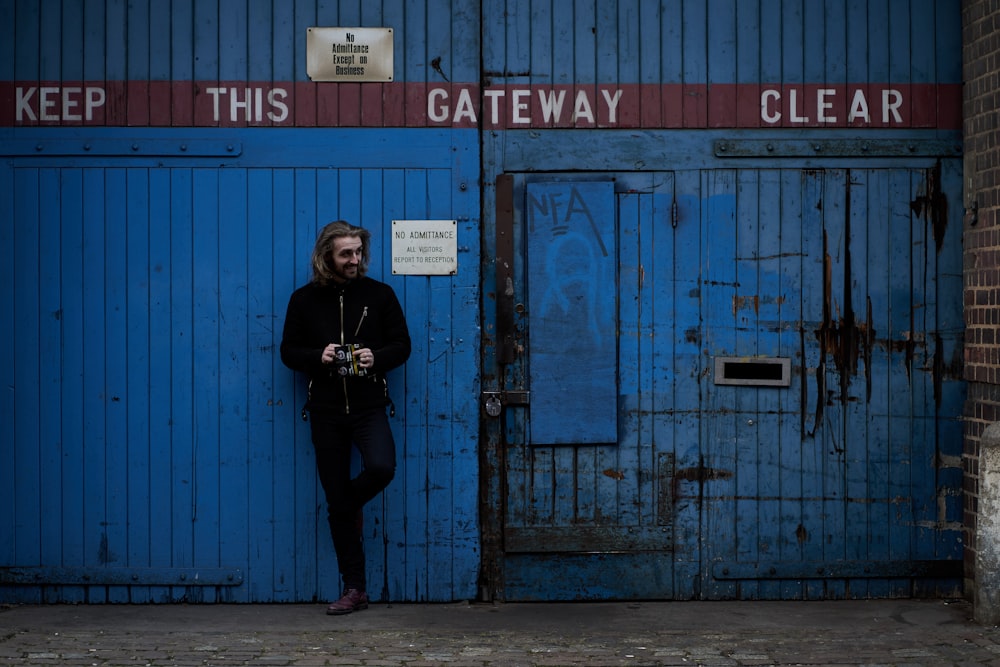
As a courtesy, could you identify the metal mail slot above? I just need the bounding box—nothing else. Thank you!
[714,356,791,387]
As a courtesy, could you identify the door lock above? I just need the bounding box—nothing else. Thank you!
[481,390,529,417]
[484,394,502,417]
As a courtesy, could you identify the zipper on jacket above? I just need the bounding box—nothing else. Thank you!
[354,306,368,336]
[339,294,350,414]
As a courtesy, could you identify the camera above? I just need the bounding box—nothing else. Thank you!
[334,344,367,377]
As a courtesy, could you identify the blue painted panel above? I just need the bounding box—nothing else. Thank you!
[526,181,617,445]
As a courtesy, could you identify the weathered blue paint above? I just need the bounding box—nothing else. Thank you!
[1,127,482,604]
[526,181,617,445]
[2,0,966,603]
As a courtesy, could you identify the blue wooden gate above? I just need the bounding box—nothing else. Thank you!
[0,128,481,602]
[492,164,963,600]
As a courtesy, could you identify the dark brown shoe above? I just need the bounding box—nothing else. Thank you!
[326,588,369,615]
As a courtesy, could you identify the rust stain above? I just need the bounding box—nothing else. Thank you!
[603,469,626,481]
[732,294,760,316]
[910,160,948,253]
[796,524,808,544]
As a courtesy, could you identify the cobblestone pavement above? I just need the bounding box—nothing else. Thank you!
[2,599,1000,666]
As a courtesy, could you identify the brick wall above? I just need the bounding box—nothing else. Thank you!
[962,0,1000,598]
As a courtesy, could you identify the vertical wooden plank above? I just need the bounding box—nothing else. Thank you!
[617,193,641,529]
[612,0,640,126]
[865,169,892,599]
[103,167,129,603]
[823,1,847,125]
[245,168,275,602]
[292,168,320,601]
[707,0,737,127]
[219,0,248,81]
[168,168,196,602]
[104,0,127,124]
[908,0,935,126]
[147,168,174,602]
[780,0,804,129]
[58,169,87,602]
[38,169,62,603]
[754,169,783,600]
[777,169,805,600]
[573,0,597,128]
[218,169,250,601]
[450,137,482,599]
[843,169,870,599]
[125,168,151,603]
[12,168,41,604]
[14,0,39,81]
[733,169,760,600]
[80,168,108,604]
[61,1,83,82]
[170,0,195,125]
[671,170,702,598]
[0,162,14,603]
[649,178,676,530]
[887,168,914,596]
[377,167,406,600]
[38,0,60,80]
[934,159,966,584]
[820,169,846,599]
[271,168,301,602]
[909,167,935,587]
[638,1,661,127]
[799,168,825,600]
[636,193,656,527]
[401,168,430,599]
[702,170,737,599]
[425,167,458,600]
[194,0,221,126]
[126,0,150,125]
[190,168,221,602]
[0,1,13,80]
[680,0,707,126]
[660,0,683,125]
[734,0,760,128]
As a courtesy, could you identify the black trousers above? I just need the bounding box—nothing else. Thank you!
[309,407,396,592]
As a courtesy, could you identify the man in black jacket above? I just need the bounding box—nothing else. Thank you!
[280,220,411,615]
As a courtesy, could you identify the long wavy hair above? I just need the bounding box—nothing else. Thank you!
[311,220,372,285]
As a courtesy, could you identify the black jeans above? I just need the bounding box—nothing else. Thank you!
[309,407,396,592]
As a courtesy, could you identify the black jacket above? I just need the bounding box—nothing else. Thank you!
[280,277,411,414]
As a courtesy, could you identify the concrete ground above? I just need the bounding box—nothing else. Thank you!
[2,598,1000,666]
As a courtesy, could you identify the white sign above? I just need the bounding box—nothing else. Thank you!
[392,220,458,276]
[306,27,394,82]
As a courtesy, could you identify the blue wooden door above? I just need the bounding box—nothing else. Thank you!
[499,165,963,600]
[502,177,704,599]
[0,128,481,603]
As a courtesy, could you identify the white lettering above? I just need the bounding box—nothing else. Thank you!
[230,87,251,121]
[267,88,288,122]
[39,87,59,121]
[483,89,504,124]
[16,87,36,121]
[817,88,836,123]
[882,89,902,123]
[537,89,566,122]
[761,89,780,123]
[789,88,808,123]
[206,87,225,121]
[601,89,623,123]
[61,87,81,121]
[848,89,870,123]
[427,87,448,122]
[453,88,476,123]
[86,87,105,120]
[512,89,530,124]
[571,90,594,123]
